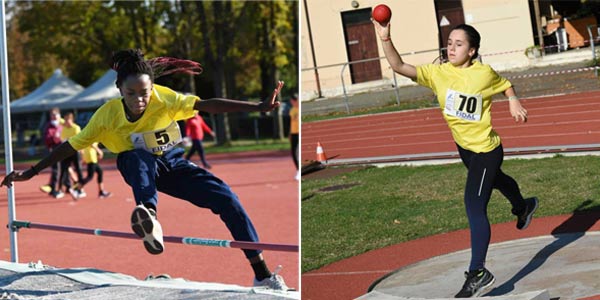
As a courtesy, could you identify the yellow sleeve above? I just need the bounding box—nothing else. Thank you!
[171,92,198,121]
[155,85,198,121]
[68,109,105,151]
[488,66,512,95]
[416,64,435,90]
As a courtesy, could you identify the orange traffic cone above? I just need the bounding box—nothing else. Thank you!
[316,142,328,163]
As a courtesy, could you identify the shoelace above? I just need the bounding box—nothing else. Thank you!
[462,271,482,290]
[268,265,287,289]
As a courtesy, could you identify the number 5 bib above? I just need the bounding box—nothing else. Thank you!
[130,121,182,154]
[444,89,483,122]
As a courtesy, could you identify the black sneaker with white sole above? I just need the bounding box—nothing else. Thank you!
[131,205,164,255]
[516,197,538,230]
[454,268,495,298]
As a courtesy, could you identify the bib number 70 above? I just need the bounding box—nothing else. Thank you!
[443,89,483,121]
[458,95,478,114]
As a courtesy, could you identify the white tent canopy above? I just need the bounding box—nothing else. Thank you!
[10,69,84,114]
[56,69,120,110]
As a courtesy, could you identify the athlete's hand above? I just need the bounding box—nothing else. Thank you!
[371,18,391,41]
[259,81,284,112]
[509,99,528,123]
[1,168,36,188]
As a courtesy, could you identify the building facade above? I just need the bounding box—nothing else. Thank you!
[301,0,535,100]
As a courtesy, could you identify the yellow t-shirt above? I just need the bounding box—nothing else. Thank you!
[81,142,99,164]
[416,61,512,153]
[61,123,81,140]
[290,107,299,134]
[69,84,198,154]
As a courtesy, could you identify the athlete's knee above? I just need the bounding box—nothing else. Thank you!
[209,191,245,215]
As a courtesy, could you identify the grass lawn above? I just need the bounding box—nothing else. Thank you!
[301,155,600,273]
[203,139,290,154]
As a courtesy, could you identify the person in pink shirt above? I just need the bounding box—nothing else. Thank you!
[185,112,215,169]
[41,107,64,198]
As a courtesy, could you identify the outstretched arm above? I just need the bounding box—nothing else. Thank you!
[194,81,284,114]
[372,20,417,80]
[505,87,528,123]
[1,141,77,188]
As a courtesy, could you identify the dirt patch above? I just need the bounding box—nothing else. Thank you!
[302,166,368,180]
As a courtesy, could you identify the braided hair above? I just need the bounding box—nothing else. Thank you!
[110,49,203,88]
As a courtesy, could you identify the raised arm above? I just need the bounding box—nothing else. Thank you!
[372,20,417,80]
[504,87,528,123]
[194,81,284,114]
[1,141,77,188]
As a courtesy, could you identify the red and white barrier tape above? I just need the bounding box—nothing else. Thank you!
[482,37,600,57]
[505,66,600,80]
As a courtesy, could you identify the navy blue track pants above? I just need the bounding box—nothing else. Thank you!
[457,144,526,271]
[117,147,261,259]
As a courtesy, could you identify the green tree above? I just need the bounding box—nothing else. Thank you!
[7,0,298,144]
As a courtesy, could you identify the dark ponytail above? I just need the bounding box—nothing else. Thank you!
[111,49,154,88]
[111,49,203,88]
[452,24,481,59]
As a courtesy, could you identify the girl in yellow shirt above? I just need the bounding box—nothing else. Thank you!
[79,142,111,198]
[373,21,538,297]
[2,49,290,291]
[289,94,299,178]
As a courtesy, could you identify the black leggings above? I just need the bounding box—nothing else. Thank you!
[457,144,526,271]
[82,163,103,185]
[59,153,84,190]
[290,133,299,169]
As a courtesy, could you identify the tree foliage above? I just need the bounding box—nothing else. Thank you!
[7,0,298,103]
[7,0,298,144]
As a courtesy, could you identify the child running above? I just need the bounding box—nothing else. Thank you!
[2,49,290,290]
[288,94,299,180]
[79,142,112,198]
[58,112,85,200]
[184,112,215,169]
[372,21,538,297]
[39,107,64,198]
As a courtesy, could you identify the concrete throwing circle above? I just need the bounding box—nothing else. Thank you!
[365,232,600,299]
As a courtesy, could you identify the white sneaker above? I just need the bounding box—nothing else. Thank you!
[130,205,164,255]
[68,188,81,200]
[50,191,64,199]
[253,265,293,291]
[78,189,87,198]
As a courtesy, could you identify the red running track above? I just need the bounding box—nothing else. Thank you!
[0,152,299,289]
[302,90,600,161]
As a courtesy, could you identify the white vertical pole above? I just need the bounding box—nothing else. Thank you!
[0,0,19,262]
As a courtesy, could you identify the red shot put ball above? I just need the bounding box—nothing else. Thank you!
[372,4,392,24]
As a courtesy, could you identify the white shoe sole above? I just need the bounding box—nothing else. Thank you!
[473,276,495,297]
[520,197,538,230]
[131,206,164,255]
